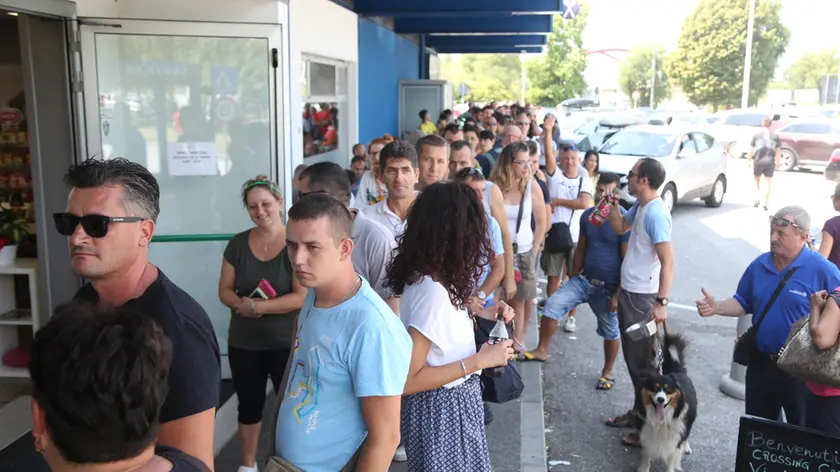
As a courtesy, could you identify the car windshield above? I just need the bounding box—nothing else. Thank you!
[599,131,677,158]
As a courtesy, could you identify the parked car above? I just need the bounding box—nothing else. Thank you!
[824,149,840,181]
[597,125,728,212]
[707,109,788,156]
[775,120,840,171]
[575,114,649,152]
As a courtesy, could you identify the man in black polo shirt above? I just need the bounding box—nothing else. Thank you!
[53,158,221,470]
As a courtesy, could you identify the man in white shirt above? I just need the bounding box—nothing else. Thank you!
[605,157,674,448]
[541,117,595,333]
[299,162,399,315]
[415,134,449,191]
[363,140,420,237]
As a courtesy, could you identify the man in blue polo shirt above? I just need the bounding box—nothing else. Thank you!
[696,206,840,425]
[525,173,629,393]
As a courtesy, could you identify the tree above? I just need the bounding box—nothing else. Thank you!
[438,54,522,102]
[524,9,588,105]
[619,46,671,108]
[669,0,789,110]
[784,49,839,90]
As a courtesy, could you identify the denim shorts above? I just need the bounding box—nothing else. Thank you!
[541,274,620,340]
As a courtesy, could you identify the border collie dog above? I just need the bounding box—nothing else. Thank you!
[634,333,697,472]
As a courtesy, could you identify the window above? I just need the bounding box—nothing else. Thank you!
[781,122,832,135]
[723,114,766,127]
[692,133,715,153]
[599,131,677,158]
[301,56,347,158]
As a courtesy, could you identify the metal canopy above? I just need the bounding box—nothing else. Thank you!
[424,35,548,49]
[354,0,563,16]
[394,15,553,35]
[432,46,544,55]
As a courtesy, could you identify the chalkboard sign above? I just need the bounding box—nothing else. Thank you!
[736,415,840,472]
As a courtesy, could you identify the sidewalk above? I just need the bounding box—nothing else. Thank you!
[214,312,549,472]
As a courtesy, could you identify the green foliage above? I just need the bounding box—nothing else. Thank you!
[669,0,789,109]
[618,46,671,108]
[0,210,30,245]
[525,11,588,105]
[784,48,839,90]
[440,54,522,102]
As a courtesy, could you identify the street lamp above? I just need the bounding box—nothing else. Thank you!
[740,0,756,109]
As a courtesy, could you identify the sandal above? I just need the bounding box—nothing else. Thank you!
[605,411,636,428]
[621,431,641,448]
[595,377,615,390]
[519,351,547,362]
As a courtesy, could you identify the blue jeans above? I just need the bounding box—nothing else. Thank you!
[542,275,620,340]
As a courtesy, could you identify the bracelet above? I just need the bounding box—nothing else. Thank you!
[459,359,468,379]
[250,300,256,316]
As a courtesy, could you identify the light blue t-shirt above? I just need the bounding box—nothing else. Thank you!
[275,278,412,472]
[621,198,672,293]
[478,216,504,305]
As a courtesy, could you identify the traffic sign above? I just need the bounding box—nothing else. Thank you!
[458,83,471,97]
[210,66,239,95]
[215,97,237,122]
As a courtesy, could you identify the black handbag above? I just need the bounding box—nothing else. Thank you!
[733,267,798,366]
[545,175,583,254]
[474,318,525,404]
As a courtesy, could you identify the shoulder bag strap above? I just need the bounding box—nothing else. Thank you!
[515,182,528,235]
[752,267,798,334]
[567,176,583,225]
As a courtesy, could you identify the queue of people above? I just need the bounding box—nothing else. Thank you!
[26,102,840,472]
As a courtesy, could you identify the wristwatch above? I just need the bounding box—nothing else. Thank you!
[656,297,669,307]
[477,290,487,301]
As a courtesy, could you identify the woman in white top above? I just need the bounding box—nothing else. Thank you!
[352,134,393,209]
[490,141,547,352]
[385,181,515,472]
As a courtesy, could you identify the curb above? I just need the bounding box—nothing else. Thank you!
[520,308,547,472]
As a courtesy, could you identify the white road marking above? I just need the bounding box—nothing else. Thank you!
[669,302,696,312]
[538,277,548,284]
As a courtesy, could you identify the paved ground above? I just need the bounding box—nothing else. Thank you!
[541,163,835,472]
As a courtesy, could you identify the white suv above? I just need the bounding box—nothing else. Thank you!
[596,125,728,212]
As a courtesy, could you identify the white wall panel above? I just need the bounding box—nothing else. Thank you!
[77,0,284,24]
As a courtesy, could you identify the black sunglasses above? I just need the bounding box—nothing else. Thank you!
[53,213,144,238]
[455,167,483,180]
[769,215,801,230]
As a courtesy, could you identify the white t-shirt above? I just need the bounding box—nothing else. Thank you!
[399,276,478,388]
[546,170,594,243]
[620,198,673,294]
[361,199,405,237]
[351,171,386,210]
[351,210,398,302]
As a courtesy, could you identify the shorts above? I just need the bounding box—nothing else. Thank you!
[540,244,577,278]
[542,275,620,340]
[754,162,775,178]
[513,251,537,302]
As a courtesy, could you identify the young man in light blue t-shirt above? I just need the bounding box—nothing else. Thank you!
[275,194,412,472]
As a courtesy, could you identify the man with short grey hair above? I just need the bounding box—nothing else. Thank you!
[56,158,221,470]
[696,205,840,427]
[747,115,781,211]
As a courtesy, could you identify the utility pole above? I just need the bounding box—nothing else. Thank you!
[835,59,840,104]
[650,47,656,108]
[520,51,527,104]
[741,0,756,109]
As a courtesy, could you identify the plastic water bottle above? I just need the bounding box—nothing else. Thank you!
[486,315,509,378]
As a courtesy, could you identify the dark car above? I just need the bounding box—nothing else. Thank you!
[776,120,840,171]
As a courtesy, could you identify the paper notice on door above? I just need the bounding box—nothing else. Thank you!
[167,142,217,176]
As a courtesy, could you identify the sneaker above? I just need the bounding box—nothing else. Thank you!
[762,205,769,212]
[237,466,258,472]
[393,445,407,462]
[564,316,577,333]
[537,298,546,309]
[753,200,760,208]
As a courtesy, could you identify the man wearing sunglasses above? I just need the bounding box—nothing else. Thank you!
[54,158,221,470]
[696,206,840,428]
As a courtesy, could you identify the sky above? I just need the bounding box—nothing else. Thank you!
[579,0,840,91]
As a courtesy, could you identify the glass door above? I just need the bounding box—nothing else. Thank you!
[80,21,284,362]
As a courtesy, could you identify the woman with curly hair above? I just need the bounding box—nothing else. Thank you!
[386,182,515,472]
[490,141,547,353]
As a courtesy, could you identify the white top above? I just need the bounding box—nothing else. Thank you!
[545,169,594,243]
[351,210,398,302]
[504,179,534,254]
[400,276,478,388]
[621,198,673,294]
[361,199,405,237]
[351,171,387,210]
[483,181,494,215]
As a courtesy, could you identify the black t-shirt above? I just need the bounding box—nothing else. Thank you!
[155,445,211,471]
[750,129,781,165]
[74,270,221,423]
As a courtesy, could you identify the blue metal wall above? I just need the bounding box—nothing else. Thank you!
[358,18,420,145]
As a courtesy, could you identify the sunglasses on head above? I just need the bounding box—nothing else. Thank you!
[769,215,801,230]
[53,213,144,238]
[456,167,483,180]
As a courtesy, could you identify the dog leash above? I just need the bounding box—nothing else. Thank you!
[646,320,668,374]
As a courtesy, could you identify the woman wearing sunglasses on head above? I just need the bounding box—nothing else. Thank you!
[217,176,306,472]
[385,181,515,472]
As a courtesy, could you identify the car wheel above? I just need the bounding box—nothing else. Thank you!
[661,184,677,213]
[727,142,741,158]
[778,147,797,172]
[704,175,726,208]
